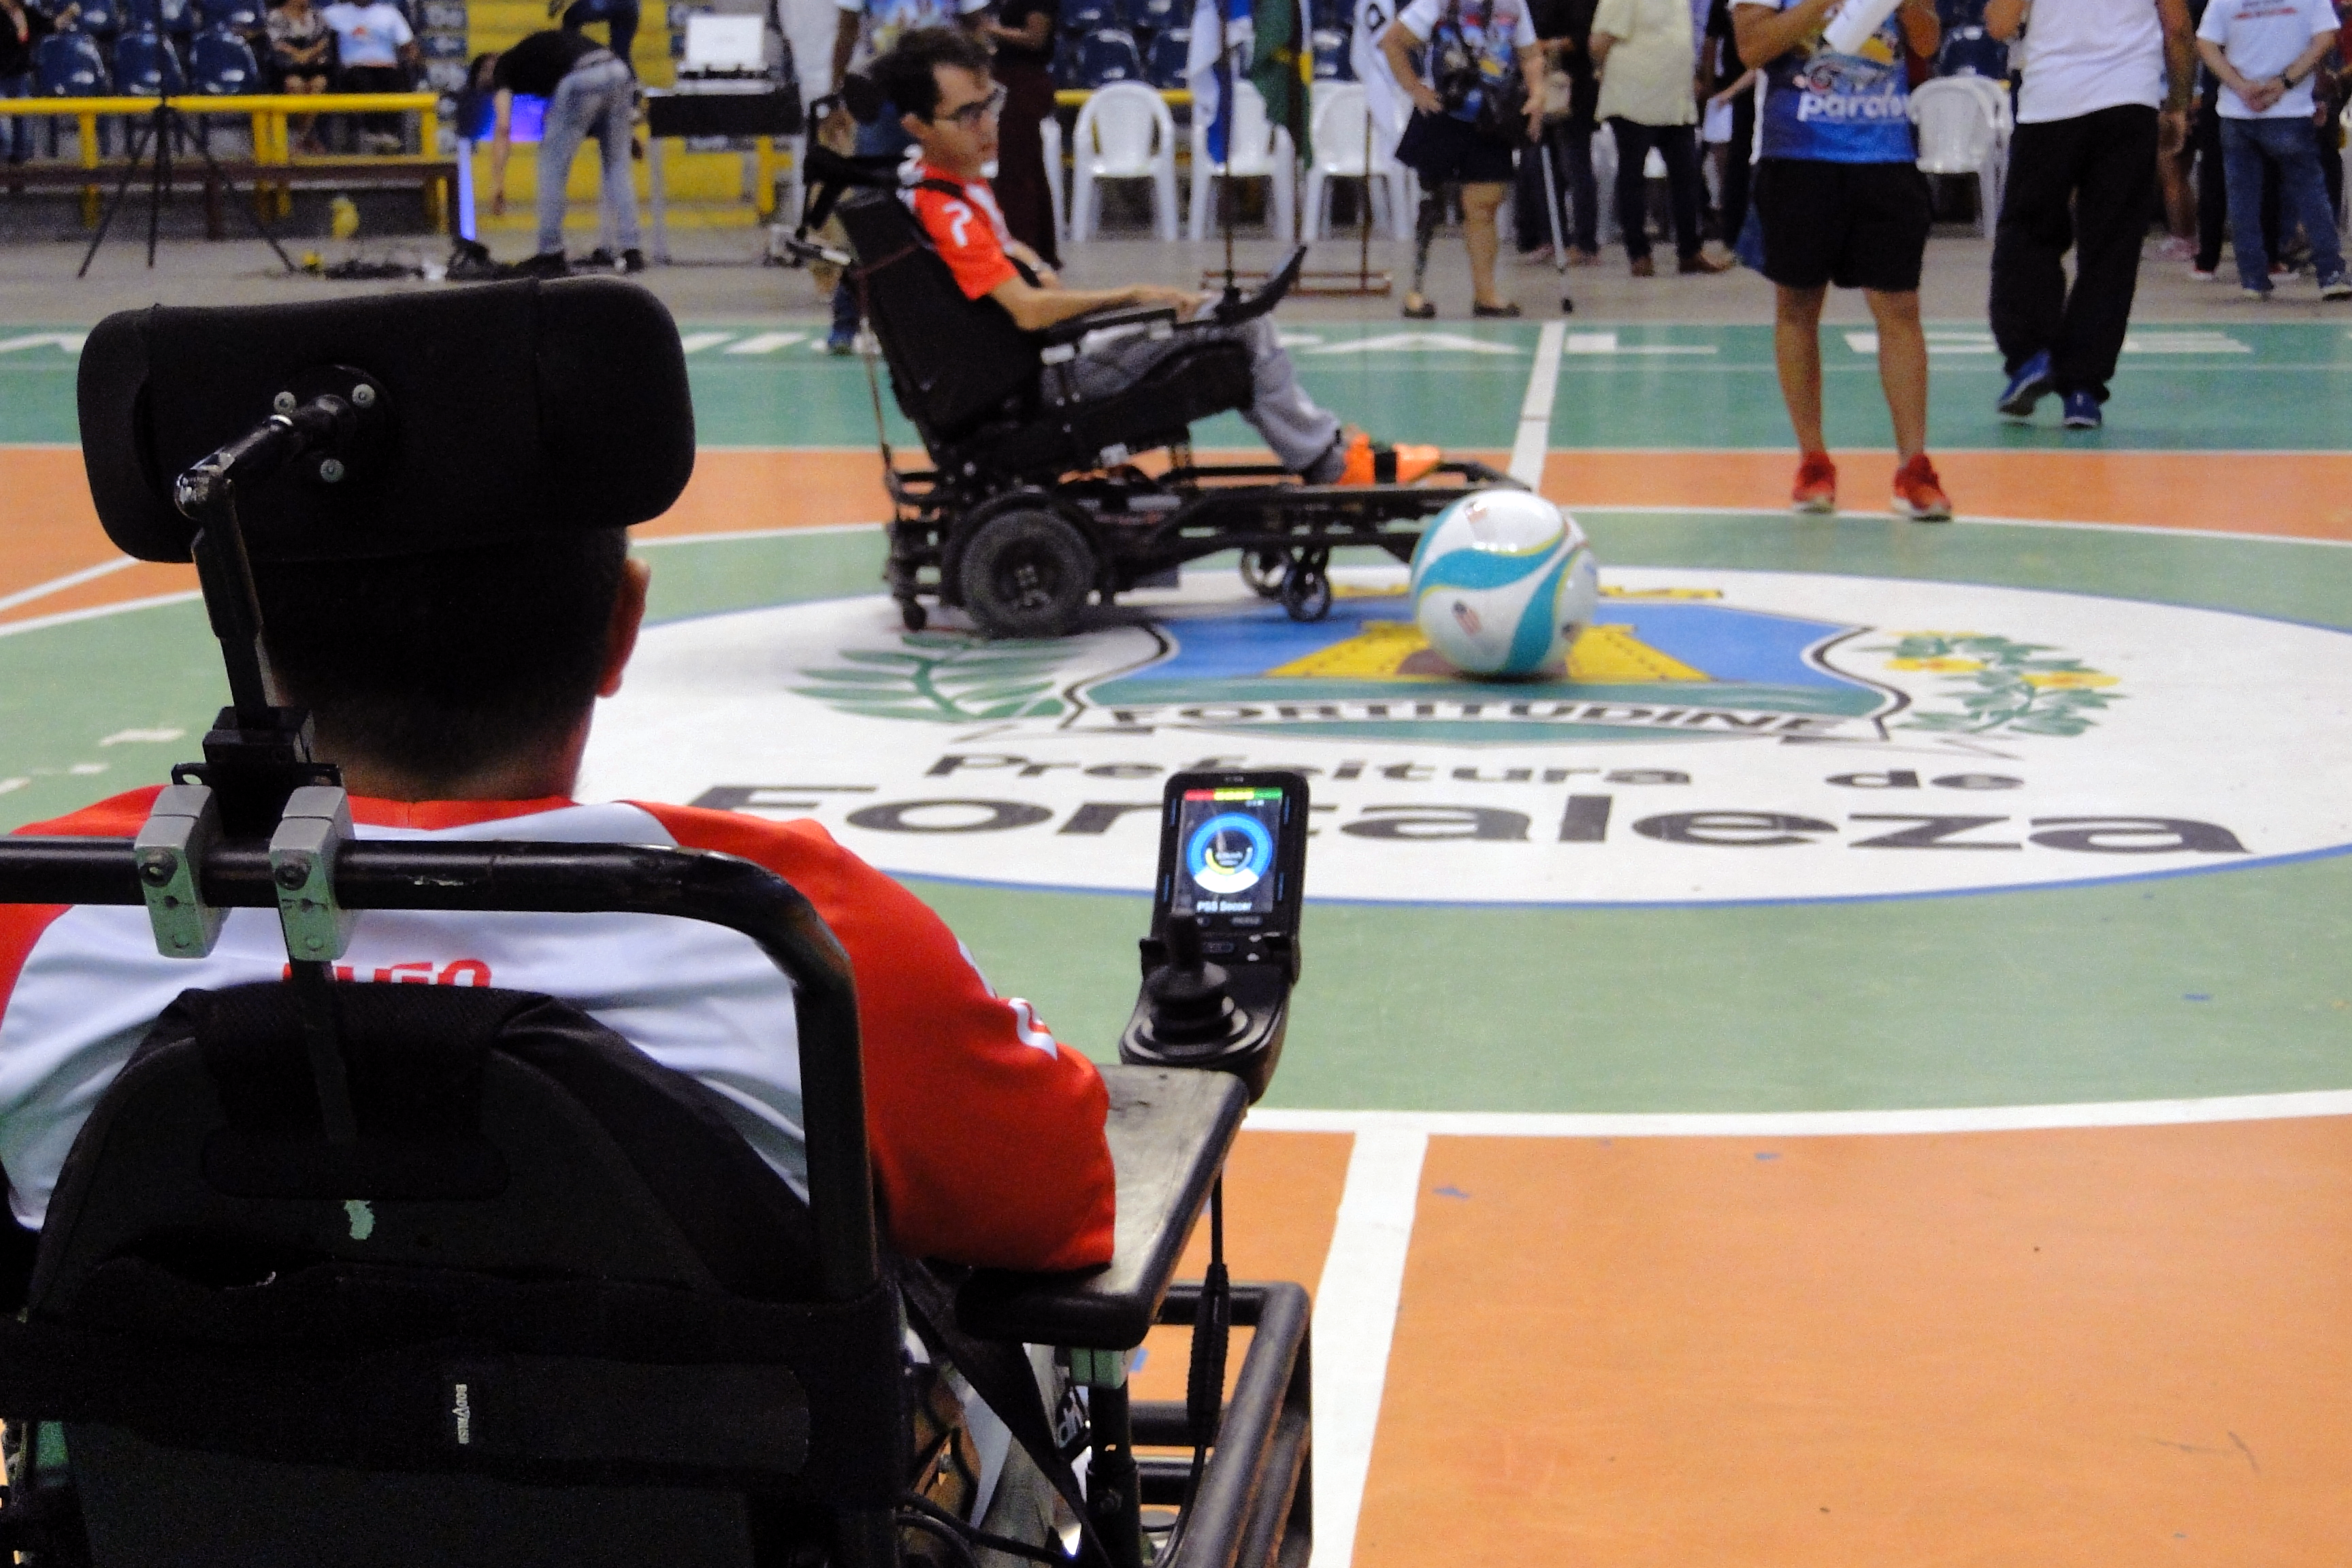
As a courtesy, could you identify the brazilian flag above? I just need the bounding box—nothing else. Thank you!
[1246,0,1311,167]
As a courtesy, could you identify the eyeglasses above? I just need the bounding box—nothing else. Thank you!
[934,84,1008,129]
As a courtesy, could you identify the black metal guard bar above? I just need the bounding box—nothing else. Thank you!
[1147,1282,1311,1568]
[0,836,879,1307]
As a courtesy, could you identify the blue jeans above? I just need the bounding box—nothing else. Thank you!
[2221,114,2345,289]
[830,105,915,345]
[537,52,640,257]
[2,72,31,166]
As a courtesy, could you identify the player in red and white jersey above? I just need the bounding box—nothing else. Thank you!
[879,27,1444,487]
[0,531,1115,1276]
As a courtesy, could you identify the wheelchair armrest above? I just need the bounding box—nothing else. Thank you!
[955,1065,1247,1349]
[1035,303,1183,356]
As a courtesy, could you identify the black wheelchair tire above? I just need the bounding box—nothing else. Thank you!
[1280,559,1333,622]
[958,510,1096,638]
[1240,549,1287,600]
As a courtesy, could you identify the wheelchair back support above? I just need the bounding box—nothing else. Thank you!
[9,981,904,1568]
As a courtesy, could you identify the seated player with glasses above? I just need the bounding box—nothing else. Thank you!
[872,27,1443,487]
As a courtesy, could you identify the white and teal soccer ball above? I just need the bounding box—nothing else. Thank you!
[1408,491,1599,678]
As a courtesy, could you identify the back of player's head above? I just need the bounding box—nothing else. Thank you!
[874,27,992,123]
[251,529,630,793]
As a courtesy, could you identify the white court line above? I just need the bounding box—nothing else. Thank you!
[1507,321,1567,486]
[1249,1088,2352,1139]
[0,590,201,641]
[0,557,138,618]
[1309,1128,1426,1568]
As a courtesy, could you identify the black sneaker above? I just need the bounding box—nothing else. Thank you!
[513,251,570,278]
[582,247,616,270]
[620,248,647,274]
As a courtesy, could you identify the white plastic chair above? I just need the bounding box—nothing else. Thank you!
[1069,82,1181,241]
[1040,116,1068,244]
[1910,77,2004,235]
[1302,83,1409,239]
[1188,80,1298,242]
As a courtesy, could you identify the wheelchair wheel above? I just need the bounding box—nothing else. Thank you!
[1280,557,1332,623]
[959,509,1095,638]
[1240,549,1287,600]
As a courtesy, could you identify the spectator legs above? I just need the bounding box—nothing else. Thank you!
[593,65,640,255]
[1,71,31,169]
[1559,121,1597,252]
[1653,124,1707,262]
[1460,180,1507,308]
[2193,97,2227,273]
[1718,92,1753,246]
[1608,117,1654,260]
[1607,120,1707,263]
[1990,105,2153,403]
[536,62,637,257]
[562,0,642,67]
[2223,116,2346,289]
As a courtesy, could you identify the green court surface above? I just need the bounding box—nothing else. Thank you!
[12,321,2352,449]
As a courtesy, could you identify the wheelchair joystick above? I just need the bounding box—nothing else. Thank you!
[1140,916,1246,1051]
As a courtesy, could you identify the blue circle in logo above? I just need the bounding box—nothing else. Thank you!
[1187,812,1275,897]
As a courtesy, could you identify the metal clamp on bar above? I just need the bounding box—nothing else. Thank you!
[268,785,355,962]
[132,783,226,959]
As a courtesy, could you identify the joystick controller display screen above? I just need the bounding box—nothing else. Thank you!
[1169,785,1290,924]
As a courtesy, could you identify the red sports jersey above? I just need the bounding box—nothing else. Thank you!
[0,789,1115,1273]
[906,163,1019,300]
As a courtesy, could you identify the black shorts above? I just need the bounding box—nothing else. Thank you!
[1753,159,1932,293]
[1395,109,1518,186]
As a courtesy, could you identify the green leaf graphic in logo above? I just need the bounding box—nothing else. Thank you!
[794,634,1069,722]
[1863,632,2123,738]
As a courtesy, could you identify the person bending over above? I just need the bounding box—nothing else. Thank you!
[481,30,644,277]
[0,525,1116,1281]
[876,27,1440,485]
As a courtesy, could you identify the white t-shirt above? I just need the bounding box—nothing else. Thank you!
[321,0,413,67]
[2013,0,2164,124]
[2197,0,2338,118]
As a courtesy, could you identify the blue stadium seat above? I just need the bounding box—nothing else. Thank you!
[193,0,265,32]
[1311,27,1350,78]
[123,0,193,35]
[1145,24,1190,88]
[189,26,260,91]
[1073,26,1144,86]
[1131,0,1182,33]
[35,29,110,93]
[69,0,122,33]
[1062,0,1120,35]
[112,27,188,93]
[1937,24,2008,78]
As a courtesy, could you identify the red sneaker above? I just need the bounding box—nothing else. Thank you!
[1891,453,1953,521]
[1334,433,1442,486]
[1791,451,1837,514]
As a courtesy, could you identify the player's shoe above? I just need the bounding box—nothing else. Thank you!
[1891,454,1953,522]
[2061,389,2102,429]
[1790,451,1837,514]
[1334,433,1442,486]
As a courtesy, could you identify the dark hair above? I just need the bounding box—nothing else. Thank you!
[872,27,993,123]
[251,529,630,791]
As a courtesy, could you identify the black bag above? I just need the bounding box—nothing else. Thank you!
[1437,0,1528,143]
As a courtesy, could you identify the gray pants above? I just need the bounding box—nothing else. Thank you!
[536,52,640,257]
[1058,316,1345,478]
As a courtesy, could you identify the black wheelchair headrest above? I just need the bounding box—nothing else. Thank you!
[78,278,696,564]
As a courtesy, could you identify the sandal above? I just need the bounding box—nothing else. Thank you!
[1401,295,1436,319]
[1472,301,1522,318]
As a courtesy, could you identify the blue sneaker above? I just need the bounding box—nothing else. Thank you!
[2061,389,2102,429]
[1996,350,2053,419]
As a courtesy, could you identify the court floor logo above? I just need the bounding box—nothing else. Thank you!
[581,566,2352,906]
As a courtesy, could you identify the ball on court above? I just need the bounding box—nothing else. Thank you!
[1408,490,1599,678]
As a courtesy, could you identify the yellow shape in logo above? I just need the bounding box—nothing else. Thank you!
[1266,622,1711,681]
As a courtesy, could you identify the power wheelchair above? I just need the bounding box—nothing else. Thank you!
[789,146,1517,639]
[0,281,1310,1568]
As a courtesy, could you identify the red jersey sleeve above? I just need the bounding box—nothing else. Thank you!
[910,184,1020,301]
[634,802,1115,1273]
[0,788,166,1032]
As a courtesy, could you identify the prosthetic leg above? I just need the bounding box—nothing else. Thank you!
[1406,182,1447,316]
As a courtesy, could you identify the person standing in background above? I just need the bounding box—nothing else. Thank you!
[1516,0,1601,264]
[981,0,1060,269]
[1592,0,1729,274]
[824,0,991,353]
[1703,0,1756,244]
[0,0,75,169]
[2196,0,2349,297]
[1985,0,2194,432]
[1733,0,1949,519]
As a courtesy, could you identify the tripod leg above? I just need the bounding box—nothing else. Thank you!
[148,103,169,268]
[177,107,299,273]
[78,114,156,278]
